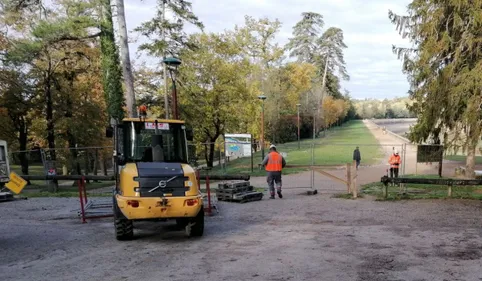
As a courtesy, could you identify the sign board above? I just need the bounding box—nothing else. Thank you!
[417,145,443,163]
[5,171,28,194]
[145,122,170,130]
[280,152,287,158]
[224,134,252,158]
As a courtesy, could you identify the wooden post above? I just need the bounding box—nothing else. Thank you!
[384,183,388,199]
[447,184,452,198]
[438,156,443,178]
[346,163,351,193]
[352,161,358,198]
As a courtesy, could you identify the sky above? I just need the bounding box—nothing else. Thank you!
[124,0,412,100]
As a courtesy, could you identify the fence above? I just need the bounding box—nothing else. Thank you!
[191,141,406,172]
[9,140,451,193]
[379,176,482,200]
[9,146,114,178]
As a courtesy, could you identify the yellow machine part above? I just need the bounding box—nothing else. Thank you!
[116,163,202,220]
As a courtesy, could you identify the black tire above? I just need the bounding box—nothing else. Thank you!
[113,196,134,241]
[115,217,134,241]
[186,208,204,237]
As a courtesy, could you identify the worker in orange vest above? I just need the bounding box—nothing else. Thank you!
[389,150,402,178]
[261,144,286,199]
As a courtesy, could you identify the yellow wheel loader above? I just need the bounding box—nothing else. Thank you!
[0,140,10,186]
[106,114,203,241]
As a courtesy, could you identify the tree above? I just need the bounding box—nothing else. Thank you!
[233,16,284,142]
[114,0,136,117]
[264,62,317,142]
[0,69,35,180]
[99,0,125,121]
[235,16,284,69]
[2,0,114,188]
[285,12,324,63]
[133,63,164,117]
[178,33,254,167]
[3,0,100,167]
[389,1,482,177]
[286,12,349,135]
[135,0,203,118]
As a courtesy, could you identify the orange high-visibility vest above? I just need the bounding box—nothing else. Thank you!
[266,152,283,172]
[389,154,401,168]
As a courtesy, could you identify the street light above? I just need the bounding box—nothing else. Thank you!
[312,106,317,168]
[162,57,182,120]
[313,106,317,141]
[296,104,301,149]
[258,95,267,160]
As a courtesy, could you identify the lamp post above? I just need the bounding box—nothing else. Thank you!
[296,103,301,149]
[313,106,317,141]
[312,106,316,168]
[162,57,182,120]
[258,95,267,160]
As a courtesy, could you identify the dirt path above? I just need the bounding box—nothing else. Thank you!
[3,121,482,281]
[1,194,482,281]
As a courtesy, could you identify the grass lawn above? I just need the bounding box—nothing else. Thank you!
[211,120,383,176]
[444,155,482,164]
[362,174,482,200]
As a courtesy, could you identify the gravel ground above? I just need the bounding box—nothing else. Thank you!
[2,120,482,281]
[1,194,482,281]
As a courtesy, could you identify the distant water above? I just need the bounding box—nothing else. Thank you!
[370,119,417,138]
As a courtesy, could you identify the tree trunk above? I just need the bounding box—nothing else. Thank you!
[84,151,91,184]
[101,155,108,176]
[115,0,137,118]
[207,141,216,168]
[466,139,477,179]
[18,121,31,185]
[64,75,81,182]
[44,72,58,192]
[45,76,56,161]
[204,143,209,165]
[93,149,99,176]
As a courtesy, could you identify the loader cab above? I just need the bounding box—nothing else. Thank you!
[107,118,194,166]
[0,140,10,186]
[120,119,190,165]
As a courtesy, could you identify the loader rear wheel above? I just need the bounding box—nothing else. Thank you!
[115,218,134,241]
[186,208,204,237]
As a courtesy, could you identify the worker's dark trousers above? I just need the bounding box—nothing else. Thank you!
[390,167,399,178]
[267,171,282,196]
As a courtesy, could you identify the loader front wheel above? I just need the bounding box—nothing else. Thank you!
[115,217,134,241]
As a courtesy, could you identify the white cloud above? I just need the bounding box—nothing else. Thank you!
[123,0,413,99]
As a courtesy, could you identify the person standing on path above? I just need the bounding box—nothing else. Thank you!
[261,144,286,199]
[389,150,402,178]
[353,146,361,170]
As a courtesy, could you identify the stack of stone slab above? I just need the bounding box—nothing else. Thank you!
[216,181,263,203]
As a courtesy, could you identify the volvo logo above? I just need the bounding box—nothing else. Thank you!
[148,176,178,192]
